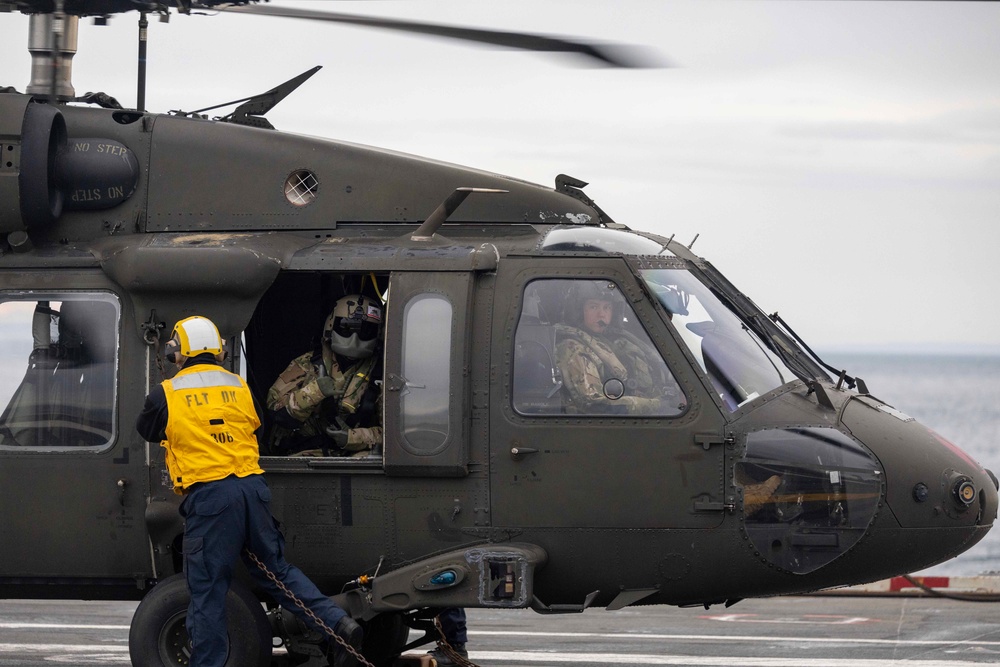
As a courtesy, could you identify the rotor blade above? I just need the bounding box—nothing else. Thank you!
[214,4,667,68]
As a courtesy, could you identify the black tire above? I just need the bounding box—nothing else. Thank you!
[360,612,410,667]
[128,573,272,667]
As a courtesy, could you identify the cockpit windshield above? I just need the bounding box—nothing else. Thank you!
[641,268,798,411]
[541,226,672,256]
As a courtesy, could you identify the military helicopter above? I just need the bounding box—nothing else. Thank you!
[1,1,997,666]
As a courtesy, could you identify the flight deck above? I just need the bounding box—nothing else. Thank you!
[2,587,999,666]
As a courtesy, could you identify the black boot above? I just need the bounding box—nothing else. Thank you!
[427,642,468,666]
[327,616,363,667]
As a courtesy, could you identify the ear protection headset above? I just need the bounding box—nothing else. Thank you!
[165,336,180,364]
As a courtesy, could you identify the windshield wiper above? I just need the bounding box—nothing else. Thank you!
[743,313,837,409]
[741,322,787,385]
[693,263,829,381]
[768,311,867,394]
[744,313,812,384]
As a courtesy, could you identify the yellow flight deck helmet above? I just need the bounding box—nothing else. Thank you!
[166,316,225,364]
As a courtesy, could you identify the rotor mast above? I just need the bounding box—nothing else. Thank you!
[26,4,78,102]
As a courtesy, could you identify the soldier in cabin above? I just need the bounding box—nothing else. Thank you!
[267,294,384,457]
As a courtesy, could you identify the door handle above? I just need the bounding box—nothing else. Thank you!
[510,446,538,461]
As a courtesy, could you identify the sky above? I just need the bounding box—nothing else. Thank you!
[1,0,998,353]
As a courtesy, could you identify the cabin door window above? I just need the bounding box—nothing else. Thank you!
[383,271,472,476]
[399,293,453,453]
[0,293,119,451]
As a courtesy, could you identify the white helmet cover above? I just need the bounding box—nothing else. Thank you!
[171,316,224,360]
[324,295,382,360]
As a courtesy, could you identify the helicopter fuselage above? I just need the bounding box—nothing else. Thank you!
[0,92,995,635]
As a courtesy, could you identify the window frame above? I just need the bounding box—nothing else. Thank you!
[506,268,690,422]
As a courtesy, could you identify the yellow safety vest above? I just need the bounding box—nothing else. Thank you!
[162,364,263,494]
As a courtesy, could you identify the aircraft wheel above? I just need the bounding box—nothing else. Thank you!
[360,612,410,667]
[128,573,272,667]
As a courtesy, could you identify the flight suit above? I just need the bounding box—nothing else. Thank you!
[555,324,672,415]
[137,357,351,667]
[267,351,382,455]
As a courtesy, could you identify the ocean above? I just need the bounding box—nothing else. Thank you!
[825,352,1000,576]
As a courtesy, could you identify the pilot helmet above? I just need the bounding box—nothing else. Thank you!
[323,294,382,360]
[565,280,622,329]
[166,316,225,365]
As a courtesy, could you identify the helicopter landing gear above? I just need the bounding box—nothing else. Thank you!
[360,612,410,667]
[128,573,272,667]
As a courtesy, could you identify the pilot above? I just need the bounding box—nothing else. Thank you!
[135,316,362,667]
[267,294,383,456]
[555,281,678,415]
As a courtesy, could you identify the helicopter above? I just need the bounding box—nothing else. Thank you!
[1,1,997,666]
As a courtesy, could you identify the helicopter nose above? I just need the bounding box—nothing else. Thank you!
[987,468,1000,492]
[840,397,997,565]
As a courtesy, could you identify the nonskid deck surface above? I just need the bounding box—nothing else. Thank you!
[2,590,999,667]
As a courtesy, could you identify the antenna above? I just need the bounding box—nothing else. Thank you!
[137,12,148,111]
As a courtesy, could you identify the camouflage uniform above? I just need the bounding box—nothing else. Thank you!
[555,324,677,415]
[266,351,382,455]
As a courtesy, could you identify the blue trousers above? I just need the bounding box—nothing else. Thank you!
[181,474,347,667]
[438,607,468,644]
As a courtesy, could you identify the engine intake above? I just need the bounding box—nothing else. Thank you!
[0,98,139,237]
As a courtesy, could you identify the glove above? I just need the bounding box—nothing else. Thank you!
[325,427,349,449]
[316,376,337,397]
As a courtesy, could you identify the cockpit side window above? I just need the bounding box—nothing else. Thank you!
[512,278,686,417]
[0,293,119,451]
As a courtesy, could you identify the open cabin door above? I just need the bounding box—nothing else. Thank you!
[383,271,474,477]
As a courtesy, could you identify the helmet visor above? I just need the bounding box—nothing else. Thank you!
[332,317,380,342]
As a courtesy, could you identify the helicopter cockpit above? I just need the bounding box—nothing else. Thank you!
[518,224,899,575]
[530,224,815,416]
